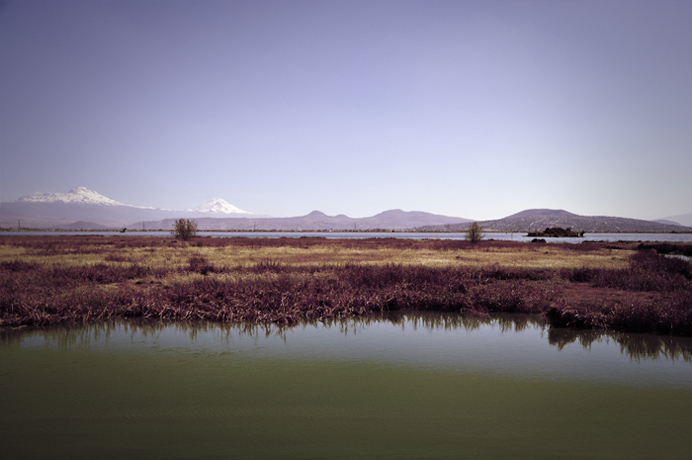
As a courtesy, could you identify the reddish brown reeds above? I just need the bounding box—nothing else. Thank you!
[1,236,690,335]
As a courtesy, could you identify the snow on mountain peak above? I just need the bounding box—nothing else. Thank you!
[189,198,252,215]
[16,187,125,206]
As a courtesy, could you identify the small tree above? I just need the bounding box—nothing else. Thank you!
[172,218,198,241]
[465,222,483,244]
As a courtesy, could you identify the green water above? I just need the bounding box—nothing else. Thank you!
[2,314,691,459]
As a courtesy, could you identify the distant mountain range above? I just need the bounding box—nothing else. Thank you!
[0,187,253,229]
[140,210,472,232]
[661,211,692,228]
[416,209,692,233]
[1,188,690,233]
[0,187,469,231]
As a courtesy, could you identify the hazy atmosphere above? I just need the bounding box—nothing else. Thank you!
[1,0,691,220]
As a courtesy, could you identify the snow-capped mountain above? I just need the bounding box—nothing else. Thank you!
[16,187,126,206]
[1,187,254,228]
[189,198,252,215]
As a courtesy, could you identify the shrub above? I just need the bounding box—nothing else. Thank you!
[465,222,483,244]
[171,219,198,241]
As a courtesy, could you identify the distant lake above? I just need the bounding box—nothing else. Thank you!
[2,313,691,459]
[3,230,692,243]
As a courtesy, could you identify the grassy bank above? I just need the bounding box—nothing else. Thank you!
[1,236,691,335]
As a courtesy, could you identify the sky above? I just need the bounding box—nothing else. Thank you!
[1,0,691,220]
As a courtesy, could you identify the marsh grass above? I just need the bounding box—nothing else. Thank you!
[1,236,690,335]
[637,242,692,258]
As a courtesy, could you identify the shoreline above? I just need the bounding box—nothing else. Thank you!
[1,236,691,335]
[2,228,692,234]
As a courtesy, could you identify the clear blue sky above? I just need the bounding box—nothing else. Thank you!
[1,0,690,220]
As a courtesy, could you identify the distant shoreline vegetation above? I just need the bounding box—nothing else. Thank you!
[527,227,585,238]
[1,227,692,234]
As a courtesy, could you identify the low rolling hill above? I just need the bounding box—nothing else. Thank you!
[417,209,692,233]
[137,210,472,232]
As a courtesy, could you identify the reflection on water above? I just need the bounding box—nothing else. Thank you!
[548,327,692,362]
[2,312,692,460]
[3,312,692,363]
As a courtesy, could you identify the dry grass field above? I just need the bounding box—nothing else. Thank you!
[1,236,691,335]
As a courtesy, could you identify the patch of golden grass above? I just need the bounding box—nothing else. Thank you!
[0,237,633,275]
[446,248,633,270]
[200,244,631,271]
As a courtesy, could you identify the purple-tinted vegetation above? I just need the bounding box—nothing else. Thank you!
[1,236,691,335]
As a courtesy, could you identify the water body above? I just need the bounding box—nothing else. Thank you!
[2,314,691,459]
[3,230,692,243]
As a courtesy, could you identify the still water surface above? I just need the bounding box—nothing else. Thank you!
[2,314,691,459]
[4,230,692,243]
